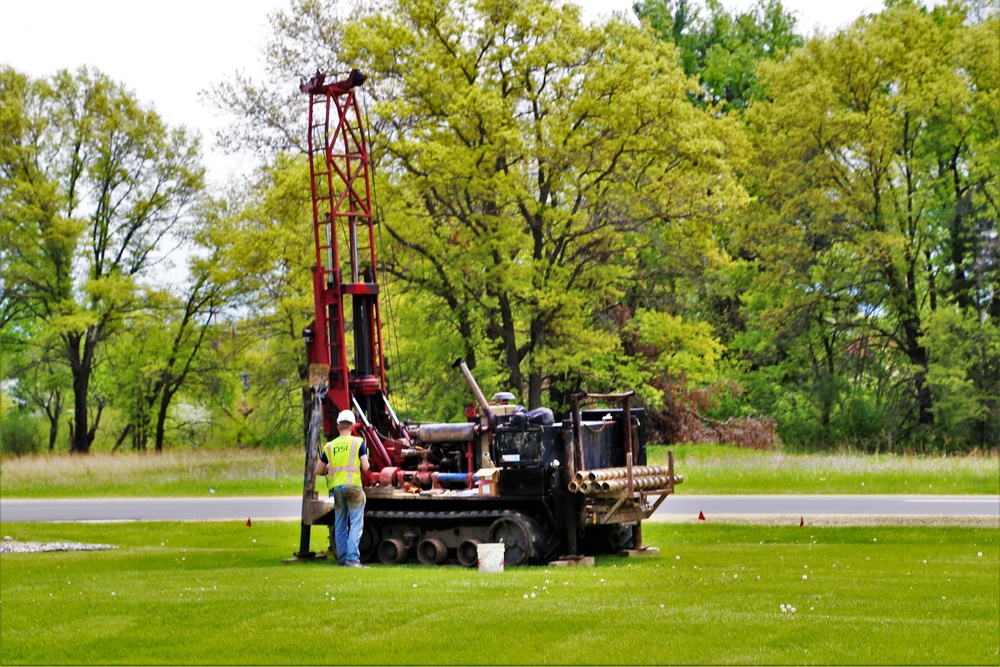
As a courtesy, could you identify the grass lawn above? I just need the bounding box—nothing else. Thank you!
[1,445,997,498]
[1,521,997,665]
[650,444,1000,495]
[0,448,305,499]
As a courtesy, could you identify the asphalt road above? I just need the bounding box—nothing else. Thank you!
[1,494,997,523]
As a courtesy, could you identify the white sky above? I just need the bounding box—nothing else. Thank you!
[1,0,905,185]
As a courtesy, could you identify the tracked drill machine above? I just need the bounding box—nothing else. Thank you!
[293,69,682,566]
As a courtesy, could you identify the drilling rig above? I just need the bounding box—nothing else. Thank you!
[293,69,682,566]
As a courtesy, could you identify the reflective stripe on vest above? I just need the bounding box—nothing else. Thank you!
[324,435,363,487]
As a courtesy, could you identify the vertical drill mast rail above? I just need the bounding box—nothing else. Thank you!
[300,69,392,462]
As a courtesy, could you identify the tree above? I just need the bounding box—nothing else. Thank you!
[2,332,69,452]
[0,66,204,453]
[99,259,229,453]
[194,155,319,445]
[634,0,803,113]
[738,0,998,448]
[338,0,745,410]
[1,68,79,450]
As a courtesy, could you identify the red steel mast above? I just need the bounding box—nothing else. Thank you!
[300,69,394,468]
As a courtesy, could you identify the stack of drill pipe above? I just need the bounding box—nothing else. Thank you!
[570,473,685,495]
[574,465,672,483]
[597,475,684,492]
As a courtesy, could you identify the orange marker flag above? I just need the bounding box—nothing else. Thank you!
[246,518,253,527]
[698,511,706,521]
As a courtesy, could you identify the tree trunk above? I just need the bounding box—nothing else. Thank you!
[154,386,174,453]
[45,390,62,452]
[527,371,544,410]
[526,316,547,409]
[496,293,523,397]
[67,333,91,454]
[65,326,100,454]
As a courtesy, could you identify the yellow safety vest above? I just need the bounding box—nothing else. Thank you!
[324,434,364,487]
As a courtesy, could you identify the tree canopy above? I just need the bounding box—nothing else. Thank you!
[1,66,206,453]
[338,0,746,412]
[2,0,996,455]
[737,0,999,448]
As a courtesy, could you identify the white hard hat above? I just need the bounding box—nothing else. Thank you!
[336,409,356,425]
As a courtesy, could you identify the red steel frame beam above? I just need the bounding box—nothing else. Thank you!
[301,70,388,426]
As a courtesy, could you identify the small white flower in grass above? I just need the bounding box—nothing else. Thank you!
[660,604,665,609]
[790,607,796,613]
[734,574,738,579]
[524,594,529,599]
[412,584,417,588]
[978,552,983,557]
[780,604,787,613]
[600,578,605,583]
[531,592,536,598]
[873,538,877,542]
[803,575,808,580]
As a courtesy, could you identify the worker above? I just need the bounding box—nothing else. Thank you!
[317,409,370,567]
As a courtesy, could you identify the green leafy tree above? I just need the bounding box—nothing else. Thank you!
[2,332,69,452]
[0,66,204,453]
[1,68,79,449]
[921,308,999,448]
[634,0,803,112]
[203,0,748,428]
[196,155,317,446]
[739,0,998,449]
[342,0,746,410]
[99,260,230,452]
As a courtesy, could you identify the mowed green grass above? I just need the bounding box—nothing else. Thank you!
[1,521,997,665]
[650,445,1000,495]
[2,444,997,498]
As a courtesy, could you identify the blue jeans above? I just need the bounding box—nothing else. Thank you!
[332,485,365,564]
